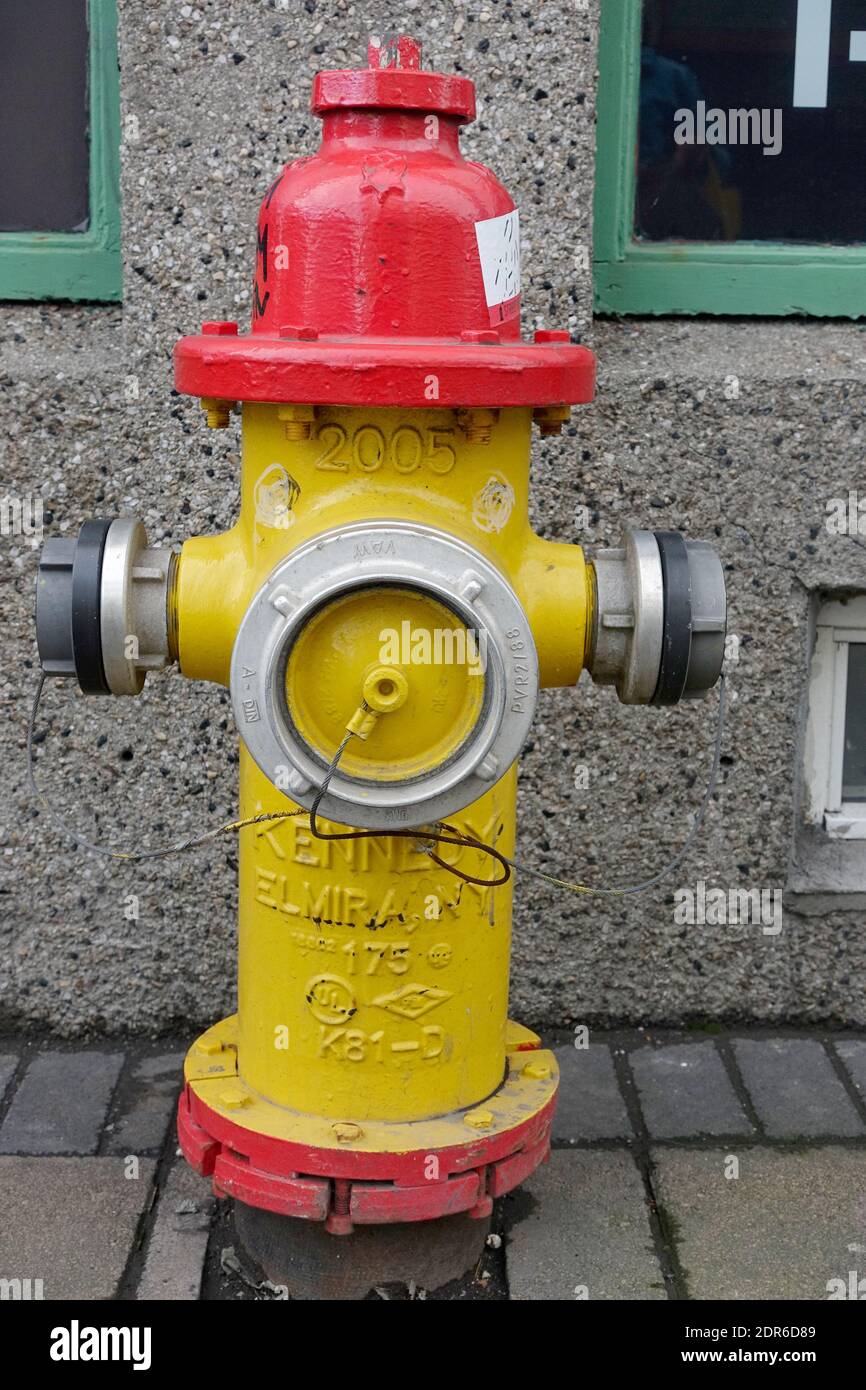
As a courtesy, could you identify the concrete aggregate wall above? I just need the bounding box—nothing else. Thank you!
[1,1,864,1034]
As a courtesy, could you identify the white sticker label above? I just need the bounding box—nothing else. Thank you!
[474,209,521,323]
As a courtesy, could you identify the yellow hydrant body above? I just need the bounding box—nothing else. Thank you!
[176,402,587,1224]
[167,38,609,1240]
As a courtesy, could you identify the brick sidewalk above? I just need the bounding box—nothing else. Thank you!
[1,1031,865,1300]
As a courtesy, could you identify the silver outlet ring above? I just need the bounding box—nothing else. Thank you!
[101,518,149,696]
[229,521,538,830]
[621,529,665,704]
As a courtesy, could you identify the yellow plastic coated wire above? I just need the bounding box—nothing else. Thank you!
[26,674,726,897]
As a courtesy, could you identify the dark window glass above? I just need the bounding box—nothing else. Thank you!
[0,0,89,233]
[637,0,866,243]
[843,643,866,801]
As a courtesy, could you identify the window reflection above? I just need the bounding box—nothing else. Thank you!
[843,644,866,802]
[637,0,866,244]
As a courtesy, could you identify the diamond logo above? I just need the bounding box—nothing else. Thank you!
[371,983,451,1020]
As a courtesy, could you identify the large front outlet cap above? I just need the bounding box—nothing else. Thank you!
[229,521,539,830]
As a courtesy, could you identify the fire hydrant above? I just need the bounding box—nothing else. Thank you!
[35,38,726,1296]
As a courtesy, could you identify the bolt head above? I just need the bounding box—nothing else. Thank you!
[219,1085,250,1110]
[332,1122,363,1143]
[201,320,239,336]
[460,328,501,344]
[278,324,319,340]
[534,328,571,344]
[464,1108,494,1130]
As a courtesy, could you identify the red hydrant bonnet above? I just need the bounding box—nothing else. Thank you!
[174,37,595,408]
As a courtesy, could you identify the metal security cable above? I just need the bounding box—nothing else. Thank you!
[305,723,512,888]
[25,672,726,895]
[26,673,306,862]
[25,676,510,886]
[505,675,728,898]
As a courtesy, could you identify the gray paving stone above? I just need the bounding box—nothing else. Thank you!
[553,1044,633,1142]
[630,1042,753,1138]
[506,1149,665,1300]
[105,1051,184,1155]
[137,1159,214,1301]
[652,1147,866,1301]
[834,1040,866,1106]
[0,1054,18,1103]
[733,1038,864,1138]
[0,1050,124,1154]
[0,1156,156,1300]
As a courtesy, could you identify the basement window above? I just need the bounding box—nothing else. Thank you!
[594,0,866,315]
[804,595,866,839]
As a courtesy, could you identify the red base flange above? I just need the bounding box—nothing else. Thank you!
[174,330,596,409]
[178,1083,555,1234]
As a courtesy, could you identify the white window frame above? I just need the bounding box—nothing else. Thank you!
[804,595,866,839]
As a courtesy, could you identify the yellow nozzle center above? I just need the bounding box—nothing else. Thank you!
[284,586,486,782]
[362,665,409,713]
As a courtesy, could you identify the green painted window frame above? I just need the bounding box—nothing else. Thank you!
[593,0,866,317]
[0,0,121,303]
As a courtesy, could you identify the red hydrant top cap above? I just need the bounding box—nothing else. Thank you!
[173,35,596,410]
[312,36,476,122]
